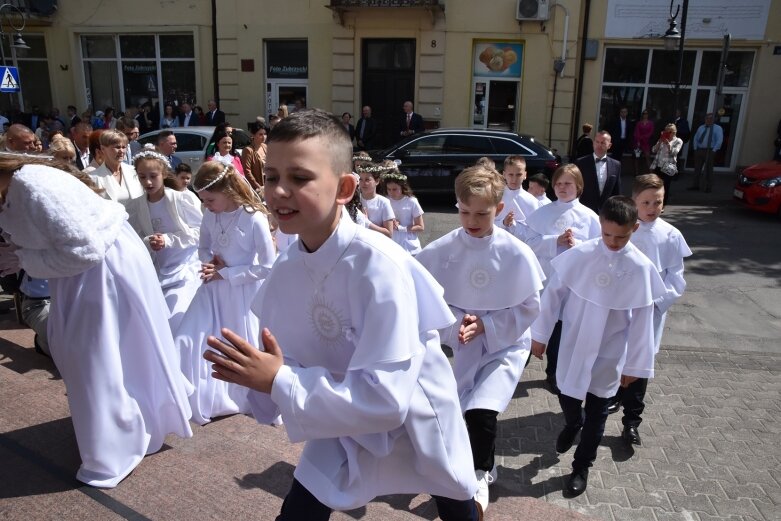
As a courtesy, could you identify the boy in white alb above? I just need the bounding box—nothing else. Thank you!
[417,165,544,514]
[531,196,666,496]
[609,175,692,447]
[527,173,552,206]
[496,156,540,238]
[203,110,481,520]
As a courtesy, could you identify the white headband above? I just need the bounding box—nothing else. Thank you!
[132,145,171,167]
[195,162,231,192]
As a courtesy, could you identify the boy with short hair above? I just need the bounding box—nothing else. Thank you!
[417,165,545,513]
[497,156,540,235]
[203,109,481,520]
[527,173,551,206]
[530,196,665,496]
[610,175,692,446]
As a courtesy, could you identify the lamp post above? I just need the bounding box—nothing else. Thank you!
[663,0,688,117]
[0,3,30,112]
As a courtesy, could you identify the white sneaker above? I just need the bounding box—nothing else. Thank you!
[474,469,494,513]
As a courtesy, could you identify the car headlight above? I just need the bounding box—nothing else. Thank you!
[759,176,781,188]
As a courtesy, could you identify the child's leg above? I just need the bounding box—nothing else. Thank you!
[432,496,481,521]
[464,408,499,471]
[571,393,611,473]
[276,479,332,521]
[621,377,648,428]
[557,393,584,430]
[545,321,563,391]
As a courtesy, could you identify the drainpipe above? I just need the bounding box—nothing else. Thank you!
[211,0,220,104]
[570,0,591,161]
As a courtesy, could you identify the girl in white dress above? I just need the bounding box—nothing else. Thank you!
[175,160,276,425]
[126,148,203,332]
[381,169,425,255]
[358,162,394,237]
[0,155,192,488]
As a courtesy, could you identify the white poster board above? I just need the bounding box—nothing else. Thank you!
[605,0,770,40]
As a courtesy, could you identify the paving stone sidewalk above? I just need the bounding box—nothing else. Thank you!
[1,319,779,521]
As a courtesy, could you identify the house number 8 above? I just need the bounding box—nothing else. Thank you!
[431,40,437,48]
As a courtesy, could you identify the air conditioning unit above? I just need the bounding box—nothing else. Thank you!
[516,0,550,21]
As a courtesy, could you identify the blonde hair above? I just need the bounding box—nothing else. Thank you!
[455,165,504,206]
[552,164,584,196]
[503,155,527,169]
[193,161,267,214]
[475,156,496,171]
[98,129,128,148]
[48,137,77,163]
[664,123,677,134]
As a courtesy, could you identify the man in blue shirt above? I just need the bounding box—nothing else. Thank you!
[688,113,724,193]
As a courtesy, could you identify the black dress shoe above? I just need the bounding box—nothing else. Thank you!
[566,470,588,495]
[623,425,642,446]
[545,375,560,395]
[606,400,620,414]
[556,425,581,453]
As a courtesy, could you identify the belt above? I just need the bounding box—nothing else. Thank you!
[22,295,50,301]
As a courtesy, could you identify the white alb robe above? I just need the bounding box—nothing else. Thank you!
[88,162,144,206]
[631,218,692,353]
[247,216,477,510]
[496,186,540,226]
[417,228,545,412]
[126,188,203,332]
[524,198,601,278]
[531,239,666,400]
[175,207,276,425]
[0,165,193,488]
[389,195,424,254]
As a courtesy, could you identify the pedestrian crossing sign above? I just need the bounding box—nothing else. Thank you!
[0,67,20,93]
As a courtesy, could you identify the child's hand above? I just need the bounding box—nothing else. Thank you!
[503,211,515,227]
[531,340,546,359]
[393,219,400,230]
[149,233,166,251]
[557,228,575,248]
[204,327,283,394]
[200,262,224,283]
[458,314,484,344]
[211,254,226,271]
[620,374,638,387]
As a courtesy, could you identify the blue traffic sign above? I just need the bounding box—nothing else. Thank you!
[0,66,20,93]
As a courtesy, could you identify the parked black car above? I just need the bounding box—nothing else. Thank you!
[370,128,561,195]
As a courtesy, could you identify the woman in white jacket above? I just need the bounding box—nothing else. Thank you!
[127,147,203,331]
[87,129,143,206]
[0,155,193,488]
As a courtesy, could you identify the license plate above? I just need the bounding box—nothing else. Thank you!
[733,189,744,199]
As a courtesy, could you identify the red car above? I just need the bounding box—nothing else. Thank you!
[733,160,781,216]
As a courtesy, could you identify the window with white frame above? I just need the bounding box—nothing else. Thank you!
[0,34,52,115]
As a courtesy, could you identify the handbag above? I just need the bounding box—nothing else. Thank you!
[660,161,678,176]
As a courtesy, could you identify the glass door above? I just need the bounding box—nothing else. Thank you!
[686,89,744,171]
[471,80,518,131]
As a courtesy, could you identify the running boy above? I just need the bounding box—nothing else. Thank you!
[203,110,481,520]
[530,196,665,496]
[610,175,692,447]
[417,165,544,513]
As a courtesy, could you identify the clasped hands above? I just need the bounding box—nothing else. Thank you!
[459,314,484,344]
[200,254,225,283]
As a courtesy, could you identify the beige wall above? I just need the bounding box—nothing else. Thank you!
[29,0,780,167]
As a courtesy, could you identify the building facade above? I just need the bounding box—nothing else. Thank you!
[6,0,780,168]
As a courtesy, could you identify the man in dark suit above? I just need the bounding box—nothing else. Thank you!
[355,105,377,150]
[607,107,634,162]
[205,99,226,126]
[399,100,424,138]
[178,102,197,127]
[70,122,93,170]
[67,105,81,130]
[576,130,622,214]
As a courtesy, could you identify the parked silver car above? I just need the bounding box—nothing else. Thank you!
[137,126,251,174]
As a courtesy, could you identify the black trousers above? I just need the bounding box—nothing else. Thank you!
[616,377,648,428]
[558,393,611,473]
[545,321,563,380]
[465,408,499,472]
[276,478,479,521]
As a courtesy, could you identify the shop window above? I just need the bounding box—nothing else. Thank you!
[699,51,753,87]
[120,35,155,59]
[603,48,649,84]
[649,50,696,87]
[0,34,53,114]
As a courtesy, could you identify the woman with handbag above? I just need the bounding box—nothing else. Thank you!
[651,123,683,205]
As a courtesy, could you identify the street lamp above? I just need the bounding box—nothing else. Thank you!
[0,3,29,66]
[662,0,688,115]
